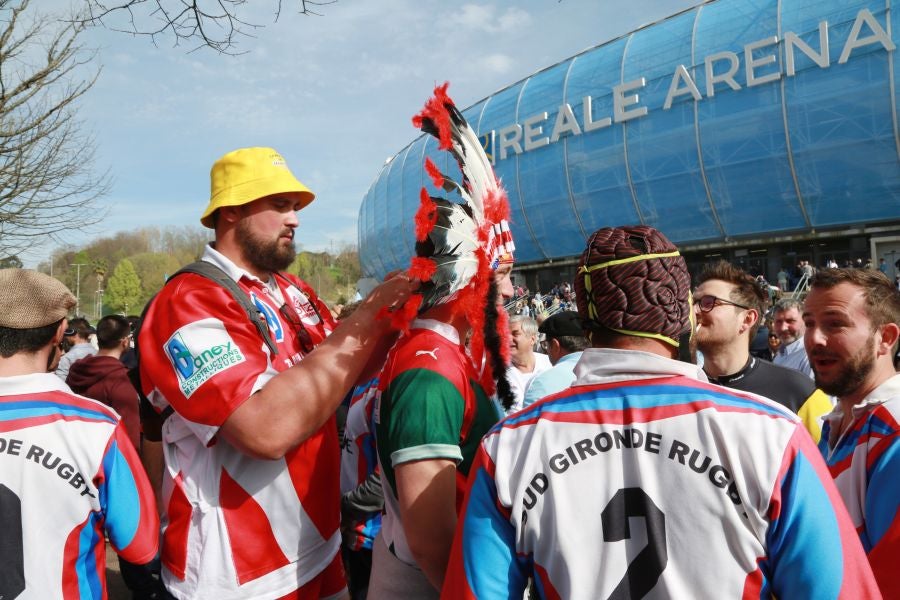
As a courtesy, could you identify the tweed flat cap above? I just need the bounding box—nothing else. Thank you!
[0,269,76,329]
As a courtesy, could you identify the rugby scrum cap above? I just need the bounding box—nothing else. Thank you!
[575,225,693,348]
[200,147,315,228]
[0,269,76,329]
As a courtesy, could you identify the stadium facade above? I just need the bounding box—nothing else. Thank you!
[358,0,900,289]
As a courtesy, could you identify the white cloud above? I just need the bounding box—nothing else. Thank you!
[479,53,514,74]
[450,4,532,33]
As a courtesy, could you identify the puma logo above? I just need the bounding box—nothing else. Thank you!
[415,348,439,360]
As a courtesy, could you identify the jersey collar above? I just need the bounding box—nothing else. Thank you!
[572,348,709,387]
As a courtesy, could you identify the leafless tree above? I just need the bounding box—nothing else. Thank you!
[80,0,337,54]
[0,0,109,257]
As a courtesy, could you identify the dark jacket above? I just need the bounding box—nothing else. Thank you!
[67,355,141,451]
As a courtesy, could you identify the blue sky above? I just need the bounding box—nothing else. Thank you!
[24,0,698,266]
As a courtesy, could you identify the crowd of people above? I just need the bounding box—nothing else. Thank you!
[1,138,897,599]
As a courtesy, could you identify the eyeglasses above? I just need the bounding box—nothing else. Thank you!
[695,294,751,313]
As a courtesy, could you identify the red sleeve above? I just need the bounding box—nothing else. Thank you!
[139,275,275,428]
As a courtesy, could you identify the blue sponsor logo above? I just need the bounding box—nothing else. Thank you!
[251,293,284,342]
[166,334,194,379]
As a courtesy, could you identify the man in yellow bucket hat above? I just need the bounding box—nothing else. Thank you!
[138,147,414,599]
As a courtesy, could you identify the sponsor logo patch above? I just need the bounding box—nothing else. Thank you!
[286,286,321,325]
[164,319,245,397]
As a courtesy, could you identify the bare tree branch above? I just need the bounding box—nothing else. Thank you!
[79,0,337,54]
[0,0,109,257]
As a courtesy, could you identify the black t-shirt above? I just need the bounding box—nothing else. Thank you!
[706,356,816,414]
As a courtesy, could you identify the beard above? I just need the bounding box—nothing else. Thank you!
[236,220,296,273]
[811,342,876,398]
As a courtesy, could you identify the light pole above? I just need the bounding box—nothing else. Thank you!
[70,263,86,316]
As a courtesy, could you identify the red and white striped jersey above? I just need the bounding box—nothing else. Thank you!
[139,245,339,600]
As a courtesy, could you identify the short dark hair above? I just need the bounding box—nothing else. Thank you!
[553,335,590,353]
[810,269,900,333]
[695,261,767,338]
[0,320,62,358]
[96,315,131,350]
[66,317,93,339]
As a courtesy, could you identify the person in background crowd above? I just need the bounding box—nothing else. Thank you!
[804,268,900,594]
[693,261,832,442]
[765,330,781,361]
[67,313,165,598]
[54,316,95,381]
[340,377,382,600]
[777,267,789,292]
[772,298,814,379]
[504,315,551,414]
[138,147,412,599]
[522,310,588,409]
[443,226,878,599]
[0,269,159,599]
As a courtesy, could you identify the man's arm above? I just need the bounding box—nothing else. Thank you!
[341,470,384,520]
[396,458,458,591]
[219,275,414,459]
[765,427,879,598]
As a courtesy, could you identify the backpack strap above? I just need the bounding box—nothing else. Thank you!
[174,261,279,357]
[132,260,280,441]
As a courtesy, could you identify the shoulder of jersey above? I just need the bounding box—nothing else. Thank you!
[490,374,800,436]
[390,330,465,376]
[8,388,122,424]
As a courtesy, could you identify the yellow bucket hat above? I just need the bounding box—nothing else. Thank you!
[201,147,315,228]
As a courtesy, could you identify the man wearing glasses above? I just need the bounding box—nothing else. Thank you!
[138,147,413,599]
[693,261,832,442]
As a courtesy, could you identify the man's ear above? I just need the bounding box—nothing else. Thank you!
[878,322,900,358]
[741,309,759,335]
[54,319,68,346]
[219,205,242,225]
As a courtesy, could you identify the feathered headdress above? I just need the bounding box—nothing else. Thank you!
[387,83,515,407]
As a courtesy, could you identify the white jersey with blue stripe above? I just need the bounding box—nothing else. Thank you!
[443,349,878,599]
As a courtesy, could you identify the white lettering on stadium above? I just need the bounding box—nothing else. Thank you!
[488,9,894,162]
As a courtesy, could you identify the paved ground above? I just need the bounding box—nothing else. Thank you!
[106,542,130,599]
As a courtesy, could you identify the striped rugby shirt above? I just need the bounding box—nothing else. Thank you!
[339,378,382,551]
[819,373,900,595]
[444,348,878,599]
[0,373,158,599]
[139,245,338,599]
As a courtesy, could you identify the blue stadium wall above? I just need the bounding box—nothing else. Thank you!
[358,0,900,280]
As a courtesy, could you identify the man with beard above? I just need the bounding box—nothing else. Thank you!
[693,261,831,441]
[804,268,900,594]
[772,298,814,378]
[139,147,414,599]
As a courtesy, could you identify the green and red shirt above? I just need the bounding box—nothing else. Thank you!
[374,319,500,566]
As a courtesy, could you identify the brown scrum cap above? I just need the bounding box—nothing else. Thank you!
[0,269,76,329]
[575,225,693,348]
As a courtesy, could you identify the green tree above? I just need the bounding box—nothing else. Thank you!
[0,255,22,268]
[130,252,181,307]
[105,258,141,314]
